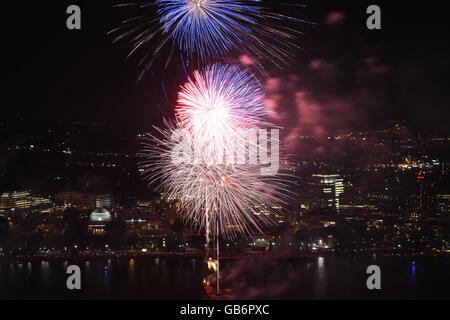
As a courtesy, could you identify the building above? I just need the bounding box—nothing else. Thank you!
[0,191,32,211]
[410,175,437,217]
[31,196,53,214]
[88,207,112,236]
[55,192,113,210]
[310,175,345,214]
[436,193,450,216]
[250,234,275,251]
[95,195,113,209]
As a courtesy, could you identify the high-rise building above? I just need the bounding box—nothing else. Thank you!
[410,175,436,217]
[436,193,450,216]
[310,175,345,214]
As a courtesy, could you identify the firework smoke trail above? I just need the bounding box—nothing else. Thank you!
[109,0,308,79]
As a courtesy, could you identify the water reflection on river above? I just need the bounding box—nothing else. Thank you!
[0,256,449,299]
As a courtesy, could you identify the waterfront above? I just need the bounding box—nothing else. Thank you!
[1,255,449,300]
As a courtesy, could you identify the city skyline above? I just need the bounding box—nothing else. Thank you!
[1,120,449,253]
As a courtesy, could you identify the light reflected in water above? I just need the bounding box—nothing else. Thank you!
[315,257,326,299]
[41,261,50,270]
[411,261,417,286]
[318,257,324,269]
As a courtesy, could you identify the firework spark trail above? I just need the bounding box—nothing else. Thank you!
[110,0,309,79]
[139,123,291,239]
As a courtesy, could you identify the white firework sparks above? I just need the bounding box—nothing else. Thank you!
[138,64,292,239]
[139,122,291,240]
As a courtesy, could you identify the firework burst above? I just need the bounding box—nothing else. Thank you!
[157,0,261,59]
[176,64,267,155]
[110,0,309,80]
[138,64,292,239]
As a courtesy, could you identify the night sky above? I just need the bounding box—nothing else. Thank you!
[5,0,450,134]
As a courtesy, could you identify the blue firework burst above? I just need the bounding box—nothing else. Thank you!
[156,0,261,59]
[110,1,308,80]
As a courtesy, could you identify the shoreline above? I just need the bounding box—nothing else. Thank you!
[1,250,448,262]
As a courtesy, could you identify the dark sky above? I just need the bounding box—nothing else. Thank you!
[4,0,450,133]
